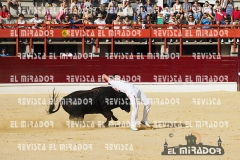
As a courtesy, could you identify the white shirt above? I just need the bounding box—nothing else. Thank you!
[84,2,92,8]
[30,18,42,29]
[94,19,106,29]
[132,2,143,14]
[109,80,139,96]
[61,53,73,57]
[70,2,81,10]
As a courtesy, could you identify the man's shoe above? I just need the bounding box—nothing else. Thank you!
[141,121,151,127]
[130,127,138,131]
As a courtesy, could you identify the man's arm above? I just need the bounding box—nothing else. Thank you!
[102,74,110,82]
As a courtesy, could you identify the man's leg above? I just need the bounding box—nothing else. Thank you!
[128,94,139,131]
[139,90,151,126]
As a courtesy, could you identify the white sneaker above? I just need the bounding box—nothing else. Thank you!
[175,39,178,42]
[145,41,147,44]
[228,39,232,43]
[170,39,173,43]
[152,39,154,43]
[141,121,151,128]
[131,40,134,42]
[237,39,239,43]
[221,39,224,43]
[106,39,109,42]
[48,39,51,43]
[186,40,188,42]
[87,40,90,43]
[130,127,138,131]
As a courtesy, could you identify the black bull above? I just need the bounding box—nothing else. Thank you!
[47,87,131,126]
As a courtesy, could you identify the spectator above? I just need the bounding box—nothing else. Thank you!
[46,9,52,21]
[162,7,171,23]
[202,1,213,19]
[144,14,153,44]
[84,17,93,43]
[95,7,107,20]
[230,18,239,43]
[213,1,222,15]
[47,0,53,7]
[157,12,164,24]
[113,15,121,42]
[139,6,147,21]
[7,0,21,15]
[98,0,109,13]
[133,11,137,21]
[2,13,15,29]
[220,18,230,43]
[144,0,153,15]
[70,0,81,10]
[122,16,132,42]
[107,0,118,24]
[192,0,202,22]
[168,15,179,43]
[122,0,129,16]
[70,5,80,16]
[216,8,226,22]
[151,8,157,24]
[82,8,93,20]
[62,48,73,57]
[94,13,107,42]
[231,5,240,22]
[30,14,42,29]
[132,0,143,15]
[186,15,197,42]
[173,0,183,20]
[43,14,53,43]
[0,5,9,19]
[62,15,71,42]
[182,0,192,19]
[200,13,212,43]
[0,48,9,56]
[84,0,92,8]
[71,14,82,29]
[33,0,45,7]
[16,14,27,43]
[56,9,67,24]
[60,0,68,9]
[71,14,82,42]
[226,0,234,20]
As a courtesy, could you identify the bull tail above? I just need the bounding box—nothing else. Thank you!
[47,88,61,114]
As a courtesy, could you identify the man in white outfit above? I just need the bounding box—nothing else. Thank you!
[102,74,151,131]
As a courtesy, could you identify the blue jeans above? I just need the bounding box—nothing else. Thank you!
[193,12,202,21]
[167,0,172,8]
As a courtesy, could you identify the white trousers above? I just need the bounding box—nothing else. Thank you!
[126,90,151,128]
[123,7,128,16]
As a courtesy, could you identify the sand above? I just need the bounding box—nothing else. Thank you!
[0,92,239,160]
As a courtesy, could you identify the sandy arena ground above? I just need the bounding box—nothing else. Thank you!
[0,92,240,160]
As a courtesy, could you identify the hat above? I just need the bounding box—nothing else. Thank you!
[97,13,102,18]
[34,13,38,17]
[234,5,238,8]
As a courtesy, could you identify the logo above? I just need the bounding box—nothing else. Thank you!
[61,30,68,37]
[161,132,225,155]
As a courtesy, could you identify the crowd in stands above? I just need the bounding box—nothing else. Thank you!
[0,0,239,44]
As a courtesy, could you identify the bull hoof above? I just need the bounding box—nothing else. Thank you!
[103,122,109,127]
[112,117,118,121]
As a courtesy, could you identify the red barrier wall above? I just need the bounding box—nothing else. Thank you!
[0,57,239,86]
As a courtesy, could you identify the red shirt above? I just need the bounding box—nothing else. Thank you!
[216,11,226,21]
[0,11,9,18]
[232,10,240,21]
